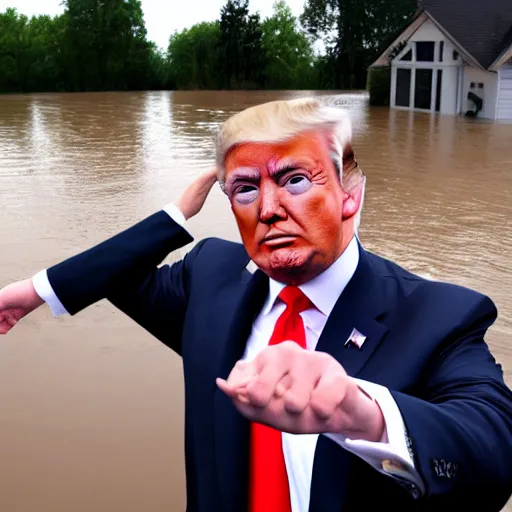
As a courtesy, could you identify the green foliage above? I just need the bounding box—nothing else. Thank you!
[301,0,418,89]
[0,0,418,93]
[261,1,316,89]
[367,67,391,106]
[218,0,265,89]
[63,0,159,91]
[0,8,67,92]
[168,22,221,89]
[167,0,319,91]
[0,1,168,93]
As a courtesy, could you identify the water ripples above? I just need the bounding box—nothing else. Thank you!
[1,89,512,511]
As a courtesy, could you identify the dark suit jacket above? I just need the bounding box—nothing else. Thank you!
[45,211,512,511]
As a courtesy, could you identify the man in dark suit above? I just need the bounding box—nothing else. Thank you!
[1,98,512,511]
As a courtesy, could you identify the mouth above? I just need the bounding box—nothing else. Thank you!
[260,233,298,247]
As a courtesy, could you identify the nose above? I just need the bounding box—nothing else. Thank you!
[259,182,286,224]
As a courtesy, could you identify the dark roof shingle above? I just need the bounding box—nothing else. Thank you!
[420,0,512,68]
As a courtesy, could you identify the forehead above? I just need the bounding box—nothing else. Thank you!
[224,130,330,173]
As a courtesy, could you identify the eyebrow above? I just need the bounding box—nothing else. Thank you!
[225,167,261,186]
[267,158,313,177]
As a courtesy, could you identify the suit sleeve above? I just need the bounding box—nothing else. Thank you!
[43,210,200,354]
[390,295,512,510]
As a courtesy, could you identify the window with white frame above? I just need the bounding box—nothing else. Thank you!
[396,41,444,63]
[393,40,448,111]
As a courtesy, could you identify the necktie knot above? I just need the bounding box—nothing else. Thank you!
[278,286,314,314]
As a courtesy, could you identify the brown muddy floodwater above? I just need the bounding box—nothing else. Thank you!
[0,90,511,511]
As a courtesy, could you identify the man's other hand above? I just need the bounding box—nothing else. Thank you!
[176,167,218,220]
[217,341,385,442]
[0,279,44,334]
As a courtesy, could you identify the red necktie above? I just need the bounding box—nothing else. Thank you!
[249,286,314,512]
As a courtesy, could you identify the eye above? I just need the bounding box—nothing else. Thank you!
[284,174,312,194]
[234,184,259,204]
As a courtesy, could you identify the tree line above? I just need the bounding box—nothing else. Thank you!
[0,0,417,94]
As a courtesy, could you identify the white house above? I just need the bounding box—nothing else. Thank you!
[370,0,512,120]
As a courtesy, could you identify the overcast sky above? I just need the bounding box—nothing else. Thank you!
[0,0,307,50]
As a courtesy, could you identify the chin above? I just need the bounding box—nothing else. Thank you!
[256,247,314,282]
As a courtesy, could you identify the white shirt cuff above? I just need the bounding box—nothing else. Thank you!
[32,269,69,317]
[323,379,425,498]
[163,203,187,227]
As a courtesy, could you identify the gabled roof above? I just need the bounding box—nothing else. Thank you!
[421,0,512,69]
[370,0,512,70]
[489,25,512,70]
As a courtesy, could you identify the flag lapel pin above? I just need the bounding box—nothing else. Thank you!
[344,328,367,349]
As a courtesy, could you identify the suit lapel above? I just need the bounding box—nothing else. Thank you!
[315,245,389,378]
[310,246,390,511]
[216,265,269,380]
[213,265,269,511]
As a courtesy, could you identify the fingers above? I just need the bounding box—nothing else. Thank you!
[0,313,17,335]
[176,166,219,220]
[275,373,293,398]
[216,359,257,398]
[218,343,300,406]
[202,166,218,182]
[217,342,377,437]
[228,360,257,388]
[243,341,308,408]
[281,356,324,414]
[220,342,329,413]
[220,343,351,418]
[309,368,349,420]
[274,351,347,416]
[197,168,219,192]
[243,359,288,408]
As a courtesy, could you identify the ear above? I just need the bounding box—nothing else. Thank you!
[342,143,357,174]
[341,179,364,221]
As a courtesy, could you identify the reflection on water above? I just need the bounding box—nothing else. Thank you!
[0,91,511,511]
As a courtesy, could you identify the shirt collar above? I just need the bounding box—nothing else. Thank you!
[261,235,360,316]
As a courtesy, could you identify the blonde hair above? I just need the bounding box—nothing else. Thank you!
[215,97,366,230]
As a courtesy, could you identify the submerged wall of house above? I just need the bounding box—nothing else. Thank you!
[438,67,459,115]
[390,18,464,116]
[462,67,498,119]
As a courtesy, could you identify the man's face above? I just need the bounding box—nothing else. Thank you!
[223,130,360,284]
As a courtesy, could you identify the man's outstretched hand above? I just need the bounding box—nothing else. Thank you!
[217,341,385,442]
[0,279,44,335]
[176,167,219,220]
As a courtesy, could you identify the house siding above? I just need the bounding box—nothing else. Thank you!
[462,67,499,119]
[410,18,448,44]
[440,67,459,115]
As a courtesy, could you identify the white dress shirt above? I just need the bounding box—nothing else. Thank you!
[33,204,424,510]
